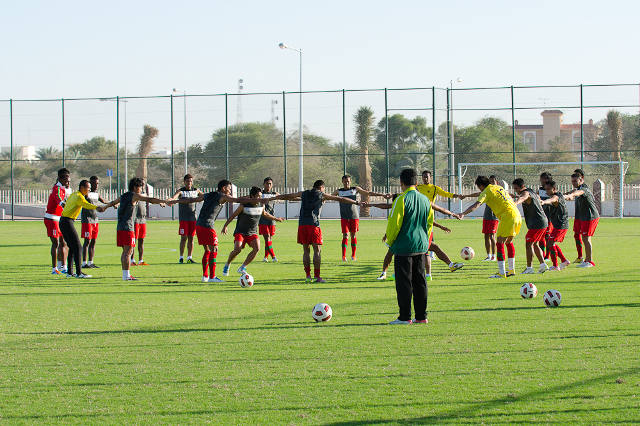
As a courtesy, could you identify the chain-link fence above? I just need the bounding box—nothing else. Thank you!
[1,83,639,219]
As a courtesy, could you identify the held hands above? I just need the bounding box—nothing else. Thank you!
[276,217,285,223]
[96,206,106,213]
[222,225,228,235]
[359,201,369,208]
[455,213,465,220]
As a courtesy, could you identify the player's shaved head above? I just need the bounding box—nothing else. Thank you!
[263,177,273,183]
[475,175,490,189]
[78,180,90,190]
[400,169,417,186]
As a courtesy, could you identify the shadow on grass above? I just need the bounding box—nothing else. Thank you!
[433,302,640,313]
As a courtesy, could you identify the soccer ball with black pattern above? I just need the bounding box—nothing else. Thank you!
[239,273,254,288]
[543,289,562,307]
[311,303,332,322]
[520,282,538,299]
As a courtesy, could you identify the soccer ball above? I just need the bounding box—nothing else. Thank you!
[311,303,332,322]
[239,273,254,288]
[520,282,538,299]
[460,246,475,260]
[543,289,562,307]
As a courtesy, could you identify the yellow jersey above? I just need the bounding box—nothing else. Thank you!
[416,184,454,202]
[61,191,97,220]
[477,184,520,219]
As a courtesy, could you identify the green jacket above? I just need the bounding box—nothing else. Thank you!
[386,186,433,255]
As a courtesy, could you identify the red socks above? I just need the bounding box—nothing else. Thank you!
[209,251,217,277]
[496,243,505,261]
[550,245,558,267]
[555,245,567,263]
[341,237,348,259]
[351,237,357,258]
[304,265,311,278]
[265,242,275,258]
[506,242,515,259]
[202,251,210,277]
[575,235,583,258]
[314,268,321,278]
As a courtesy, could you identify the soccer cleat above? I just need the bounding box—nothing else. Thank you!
[60,268,68,275]
[412,319,428,324]
[76,273,92,278]
[315,277,327,283]
[89,264,100,268]
[237,265,247,274]
[521,267,535,274]
[208,276,224,283]
[124,275,137,281]
[577,261,594,268]
[538,263,549,274]
[549,266,561,271]
[559,260,571,270]
[262,257,269,262]
[341,257,347,262]
[449,263,464,272]
[66,273,76,278]
[425,274,432,281]
[351,256,357,261]
[305,276,313,283]
[377,272,387,280]
[482,256,493,262]
[489,273,506,279]
[82,263,89,268]
[574,257,583,264]
[51,269,62,275]
[186,258,196,264]
[202,276,210,282]
[389,318,413,325]
[222,265,230,276]
[131,261,137,266]
[138,262,149,266]
[428,251,436,260]
[178,258,184,264]
[272,257,278,263]
[506,270,516,277]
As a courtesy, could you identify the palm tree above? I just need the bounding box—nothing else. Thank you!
[354,106,375,217]
[135,125,159,183]
[36,146,60,161]
[606,110,623,216]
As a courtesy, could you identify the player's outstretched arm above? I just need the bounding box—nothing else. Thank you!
[433,221,451,233]
[540,195,559,205]
[272,191,303,201]
[431,203,459,219]
[356,186,387,198]
[513,191,530,206]
[134,193,167,206]
[102,197,121,209]
[168,194,205,205]
[369,202,393,210]
[262,211,284,223]
[222,205,243,234]
[323,194,360,205]
[459,191,480,200]
[563,190,584,201]
[459,201,482,219]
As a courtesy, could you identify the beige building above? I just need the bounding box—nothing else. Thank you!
[0,145,37,161]
[514,110,598,154]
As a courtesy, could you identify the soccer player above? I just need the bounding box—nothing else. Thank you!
[44,168,70,275]
[564,172,599,267]
[512,178,549,274]
[459,176,522,278]
[132,185,148,266]
[81,176,107,268]
[169,180,272,282]
[102,178,169,281]
[169,174,203,264]
[221,186,285,276]
[59,179,106,278]
[259,177,280,263]
[274,180,363,283]
[481,175,500,261]
[416,170,464,272]
[331,174,390,261]
[540,180,570,270]
[538,172,554,260]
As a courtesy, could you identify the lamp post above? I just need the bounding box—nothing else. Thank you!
[173,88,188,175]
[449,77,462,204]
[279,42,303,191]
[100,98,128,186]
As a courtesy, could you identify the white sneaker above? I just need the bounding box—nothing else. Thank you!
[428,251,436,260]
[389,318,412,325]
[208,276,224,282]
[549,266,561,271]
[559,260,571,270]
[521,267,535,274]
[262,257,269,263]
[272,257,278,263]
[82,263,89,268]
[377,272,387,280]
[237,265,247,274]
[482,256,492,262]
[222,265,230,276]
[76,273,92,278]
[202,276,209,282]
[538,264,549,274]
[577,261,594,268]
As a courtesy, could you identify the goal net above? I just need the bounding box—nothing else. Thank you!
[456,161,629,218]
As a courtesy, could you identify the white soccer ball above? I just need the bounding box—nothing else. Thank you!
[311,303,332,322]
[460,246,475,260]
[543,289,562,307]
[520,282,538,299]
[239,273,254,288]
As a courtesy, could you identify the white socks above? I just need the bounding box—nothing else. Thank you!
[498,261,506,275]
[52,267,57,273]
[187,256,193,260]
[508,258,515,271]
[57,261,63,269]
[122,270,130,280]
[87,260,93,265]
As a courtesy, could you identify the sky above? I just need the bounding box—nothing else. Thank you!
[1,0,639,149]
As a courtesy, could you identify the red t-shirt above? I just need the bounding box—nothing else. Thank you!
[45,183,68,219]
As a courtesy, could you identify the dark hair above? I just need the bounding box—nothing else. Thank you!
[249,186,262,197]
[489,174,498,180]
[391,193,399,201]
[183,174,193,181]
[540,171,552,180]
[217,179,232,190]
[570,173,581,179]
[421,170,432,176]
[78,179,90,190]
[574,169,585,178]
[342,174,351,180]
[546,180,557,189]
[313,180,325,189]
[263,177,273,183]
[57,168,70,179]
[89,175,99,182]
[475,175,490,188]
[400,169,417,186]
[512,178,525,188]
[128,177,144,191]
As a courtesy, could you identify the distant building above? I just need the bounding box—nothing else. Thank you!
[514,110,598,154]
[0,145,37,161]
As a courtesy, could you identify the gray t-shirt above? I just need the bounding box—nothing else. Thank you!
[178,186,199,221]
[539,187,552,221]
[521,188,548,230]
[299,189,323,227]
[337,187,359,220]
[135,200,147,224]
[117,192,136,232]
[234,203,264,236]
[259,191,277,226]
[575,183,599,221]
[483,204,497,221]
[549,192,569,230]
[81,191,100,224]
[196,191,224,229]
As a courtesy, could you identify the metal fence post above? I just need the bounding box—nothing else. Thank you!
[384,88,390,194]
[511,85,516,179]
[61,98,65,167]
[282,91,288,219]
[580,84,584,164]
[170,94,175,220]
[225,94,229,180]
[432,86,436,185]
[446,87,451,211]
[116,96,120,194]
[342,89,346,175]
[9,99,14,221]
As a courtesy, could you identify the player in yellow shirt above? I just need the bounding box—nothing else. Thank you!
[416,170,464,273]
[459,175,522,278]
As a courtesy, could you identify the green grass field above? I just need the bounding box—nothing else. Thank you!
[1,218,639,424]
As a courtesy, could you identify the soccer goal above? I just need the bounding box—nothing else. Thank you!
[456,160,629,218]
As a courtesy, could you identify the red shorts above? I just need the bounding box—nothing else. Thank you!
[196,225,218,246]
[340,219,359,234]
[297,225,323,245]
[44,218,61,238]
[546,222,554,238]
[179,220,196,237]
[573,218,599,237]
[259,224,276,236]
[117,230,136,247]
[550,228,568,243]
[525,228,547,243]
[135,223,147,239]
[81,223,99,240]
[482,219,498,234]
[234,233,259,248]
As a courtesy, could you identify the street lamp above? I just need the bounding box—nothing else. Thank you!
[279,42,304,191]
[449,77,462,210]
[100,98,128,186]
[172,88,188,175]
